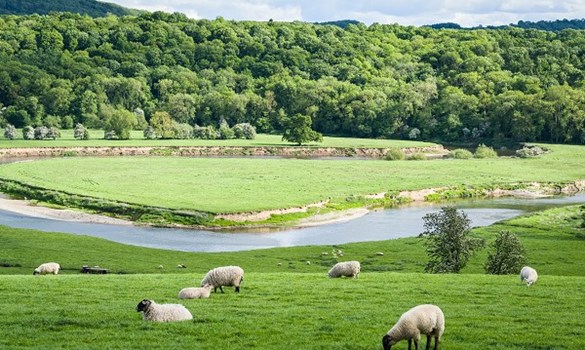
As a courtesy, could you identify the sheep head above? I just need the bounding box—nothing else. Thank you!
[136,299,152,312]
[382,334,396,350]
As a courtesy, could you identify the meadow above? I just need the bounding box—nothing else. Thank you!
[0,131,437,148]
[0,205,584,349]
[0,144,583,215]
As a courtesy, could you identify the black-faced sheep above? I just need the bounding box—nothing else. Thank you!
[382,304,445,350]
[520,266,538,286]
[327,261,360,278]
[135,299,193,322]
[178,284,213,299]
[201,266,244,293]
[33,262,60,275]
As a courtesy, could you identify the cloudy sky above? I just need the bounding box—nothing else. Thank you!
[104,0,585,27]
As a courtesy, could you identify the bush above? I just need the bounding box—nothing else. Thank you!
[516,145,546,158]
[233,123,256,139]
[218,120,234,140]
[22,126,34,140]
[173,123,193,139]
[74,123,89,140]
[46,126,60,140]
[143,125,156,140]
[485,231,527,274]
[34,126,49,140]
[384,148,405,161]
[193,125,217,139]
[407,152,427,160]
[4,124,17,140]
[61,115,74,129]
[420,207,485,273]
[104,130,118,140]
[474,144,498,158]
[448,149,473,159]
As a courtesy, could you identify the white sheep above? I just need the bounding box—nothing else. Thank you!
[135,299,193,322]
[327,261,360,278]
[33,262,60,275]
[520,266,538,286]
[178,284,213,299]
[201,266,244,293]
[382,304,445,350]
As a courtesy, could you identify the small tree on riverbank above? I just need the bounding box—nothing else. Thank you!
[282,113,323,146]
[485,230,527,274]
[421,207,485,273]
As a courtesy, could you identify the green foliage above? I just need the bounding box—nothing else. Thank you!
[581,205,585,229]
[73,123,89,140]
[103,107,137,140]
[193,125,217,139]
[22,126,33,140]
[516,144,547,158]
[0,0,138,16]
[407,152,427,160]
[232,123,256,140]
[143,125,156,140]
[149,111,175,139]
[383,148,405,161]
[282,114,323,146]
[485,230,527,274]
[474,144,498,158]
[3,124,16,139]
[173,123,193,139]
[448,149,473,159]
[421,207,485,273]
[218,119,234,140]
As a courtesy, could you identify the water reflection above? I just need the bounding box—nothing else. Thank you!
[1,193,583,252]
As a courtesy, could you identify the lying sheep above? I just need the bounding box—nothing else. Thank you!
[520,266,538,286]
[327,261,360,278]
[201,266,244,293]
[382,304,445,350]
[33,262,60,275]
[178,284,213,299]
[135,299,193,322]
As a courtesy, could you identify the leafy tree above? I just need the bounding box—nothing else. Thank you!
[233,123,256,139]
[73,123,89,140]
[143,125,156,139]
[485,231,527,275]
[173,123,193,139]
[218,119,234,139]
[34,126,49,140]
[47,126,61,140]
[150,111,175,139]
[22,126,34,140]
[474,144,498,158]
[420,207,485,273]
[281,113,323,145]
[4,124,17,139]
[103,107,137,140]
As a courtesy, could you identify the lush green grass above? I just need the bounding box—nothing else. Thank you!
[0,144,583,213]
[0,130,437,148]
[0,205,584,349]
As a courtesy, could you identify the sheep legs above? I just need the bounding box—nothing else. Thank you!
[235,286,240,293]
[407,339,419,350]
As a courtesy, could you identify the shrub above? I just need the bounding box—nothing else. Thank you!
[218,120,235,140]
[150,111,175,139]
[474,144,498,158]
[173,123,193,139]
[384,148,405,161]
[74,123,89,140]
[448,149,473,159]
[193,125,217,139]
[485,231,527,275]
[104,130,118,140]
[46,127,60,140]
[420,207,485,273]
[407,152,427,160]
[233,123,256,139]
[516,145,546,158]
[143,125,156,139]
[34,126,49,140]
[22,126,34,140]
[61,115,74,129]
[408,127,421,139]
[4,124,17,140]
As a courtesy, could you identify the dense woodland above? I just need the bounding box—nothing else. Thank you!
[0,12,584,144]
[0,0,137,17]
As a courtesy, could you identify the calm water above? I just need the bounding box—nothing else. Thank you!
[0,193,583,252]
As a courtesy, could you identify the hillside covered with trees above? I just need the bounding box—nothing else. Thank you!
[0,0,138,17]
[0,12,584,144]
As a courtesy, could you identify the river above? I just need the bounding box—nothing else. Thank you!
[1,193,583,252]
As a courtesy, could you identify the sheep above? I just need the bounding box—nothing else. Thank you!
[135,299,193,322]
[382,304,445,350]
[178,284,213,299]
[33,262,60,275]
[201,266,244,293]
[520,266,538,286]
[327,261,360,278]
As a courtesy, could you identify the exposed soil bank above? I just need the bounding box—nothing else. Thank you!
[0,145,447,158]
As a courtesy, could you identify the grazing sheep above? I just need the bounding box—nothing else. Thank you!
[178,284,213,299]
[201,266,244,293]
[520,266,538,286]
[327,261,360,278]
[382,304,445,350]
[135,299,193,322]
[33,262,60,275]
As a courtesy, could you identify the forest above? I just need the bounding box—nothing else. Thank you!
[0,11,584,144]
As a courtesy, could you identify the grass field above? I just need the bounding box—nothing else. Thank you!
[0,144,583,214]
[0,205,584,349]
[0,131,437,148]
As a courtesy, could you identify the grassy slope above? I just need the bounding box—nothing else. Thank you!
[0,131,436,148]
[0,205,584,349]
[0,144,583,213]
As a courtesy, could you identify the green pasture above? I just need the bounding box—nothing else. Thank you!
[0,205,584,349]
[0,144,583,214]
[0,130,437,148]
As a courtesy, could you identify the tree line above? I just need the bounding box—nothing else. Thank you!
[0,11,583,144]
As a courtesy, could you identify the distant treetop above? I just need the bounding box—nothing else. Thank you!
[0,0,141,17]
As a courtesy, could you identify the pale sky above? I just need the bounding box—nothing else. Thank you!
[103,0,585,27]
